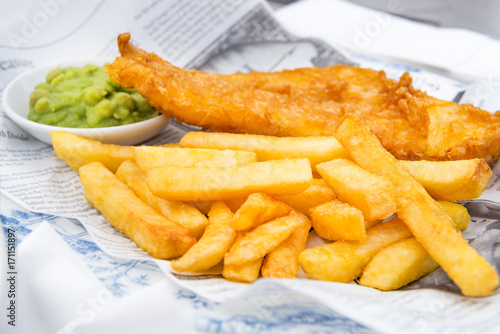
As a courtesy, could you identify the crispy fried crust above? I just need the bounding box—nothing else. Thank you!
[106,33,500,162]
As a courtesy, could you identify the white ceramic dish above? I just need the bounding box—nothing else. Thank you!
[2,58,170,146]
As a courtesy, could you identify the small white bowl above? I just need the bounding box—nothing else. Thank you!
[2,58,170,146]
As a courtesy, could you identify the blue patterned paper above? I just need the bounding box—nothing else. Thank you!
[1,203,164,297]
[175,283,377,334]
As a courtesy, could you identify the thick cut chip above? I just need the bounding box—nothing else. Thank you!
[134,146,256,171]
[222,258,263,283]
[335,115,499,296]
[147,158,312,202]
[261,211,312,278]
[79,162,196,259]
[231,193,291,231]
[116,160,208,239]
[180,132,349,170]
[222,231,263,283]
[170,202,236,272]
[51,131,134,173]
[399,159,491,201]
[309,200,366,241]
[359,204,468,291]
[398,198,498,296]
[224,212,303,266]
[316,158,396,222]
[299,218,413,283]
[359,238,439,291]
[437,201,470,231]
[275,178,336,217]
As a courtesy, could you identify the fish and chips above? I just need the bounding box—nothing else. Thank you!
[49,32,500,296]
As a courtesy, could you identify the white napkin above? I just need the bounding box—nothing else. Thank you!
[0,221,197,334]
[275,0,500,82]
[0,222,107,334]
[77,280,195,334]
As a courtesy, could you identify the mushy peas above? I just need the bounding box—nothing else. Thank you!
[28,64,158,128]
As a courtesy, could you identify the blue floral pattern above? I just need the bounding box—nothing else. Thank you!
[1,206,164,297]
[176,284,376,334]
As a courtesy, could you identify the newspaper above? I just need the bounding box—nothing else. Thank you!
[1,1,500,333]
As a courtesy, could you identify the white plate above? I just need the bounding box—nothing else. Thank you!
[2,58,170,146]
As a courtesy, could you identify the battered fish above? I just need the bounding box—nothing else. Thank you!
[106,33,500,162]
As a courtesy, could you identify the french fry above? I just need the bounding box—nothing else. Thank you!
[223,231,263,283]
[115,160,208,239]
[79,162,196,259]
[180,132,349,170]
[223,257,264,283]
[185,177,335,216]
[309,200,366,241]
[134,146,257,171]
[359,203,469,291]
[147,158,312,202]
[231,193,291,231]
[224,212,303,266]
[170,202,236,272]
[437,201,470,231]
[399,159,492,201]
[59,120,493,292]
[261,211,312,278]
[221,178,336,217]
[359,238,439,291]
[335,115,499,296]
[316,158,396,222]
[51,131,134,173]
[299,218,413,283]
[275,178,336,217]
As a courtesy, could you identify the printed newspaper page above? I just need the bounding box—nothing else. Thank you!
[1,1,500,333]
